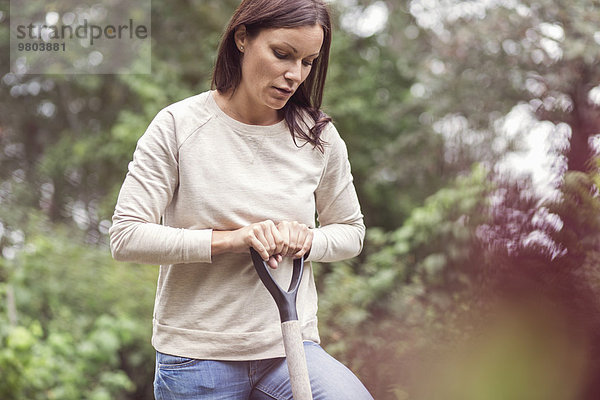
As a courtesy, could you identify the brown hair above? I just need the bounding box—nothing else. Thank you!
[211,0,332,151]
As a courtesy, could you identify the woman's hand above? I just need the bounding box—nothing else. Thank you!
[276,221,313,260]
[211,220,312,269]
[212,220,283,268]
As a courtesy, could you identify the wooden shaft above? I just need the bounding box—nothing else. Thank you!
[281,320,313,400]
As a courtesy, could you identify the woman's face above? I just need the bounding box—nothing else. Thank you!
[235,24,324,115]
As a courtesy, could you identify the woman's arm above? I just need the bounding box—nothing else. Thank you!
[109,110,292,266]
[306,124,366,263]
[109,109,216,265]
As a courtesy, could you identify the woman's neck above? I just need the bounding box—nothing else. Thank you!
[213,89,283,126]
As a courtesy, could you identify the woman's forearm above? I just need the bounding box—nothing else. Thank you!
[109,220,213,265]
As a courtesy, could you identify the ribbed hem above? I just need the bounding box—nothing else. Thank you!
[152,318,320,361]
[306,229,326,262]
[183,228,213,263]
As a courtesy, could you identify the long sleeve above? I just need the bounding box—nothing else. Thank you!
[306,125,365,262]
[109,109,213,265]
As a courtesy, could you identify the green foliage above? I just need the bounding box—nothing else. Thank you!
[547,170,600,265]
[0,317,135,400]
[317,162,600,399]
[402,164,600,400]
[406,0,600,172]
[0,220,157,399]
[316,166,492,397]
[325,10,448,228]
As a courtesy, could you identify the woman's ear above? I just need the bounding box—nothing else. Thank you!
[234,25,248,52]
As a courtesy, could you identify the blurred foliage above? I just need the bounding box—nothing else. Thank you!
[316,165,493,394]
[316,162,600,399]
[409,297,592,400]
[325,19,448,228]
[0,215,157,399]
[404,0,600,172]
[1,0,600,399]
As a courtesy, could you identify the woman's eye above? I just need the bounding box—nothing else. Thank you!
[302,60,313,67]
[273,51,287,59]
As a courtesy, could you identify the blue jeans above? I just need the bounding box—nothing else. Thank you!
[154,341,373,399]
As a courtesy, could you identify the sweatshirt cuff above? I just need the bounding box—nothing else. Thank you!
[306,229,326,262]
[183,228,213,263]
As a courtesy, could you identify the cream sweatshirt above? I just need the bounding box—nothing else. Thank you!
[109,91,365,360]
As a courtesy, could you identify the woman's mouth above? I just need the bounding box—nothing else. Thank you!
[273,86,293,97]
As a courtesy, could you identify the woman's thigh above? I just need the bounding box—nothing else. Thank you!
[250,342,373,400]
[154,352,252,400]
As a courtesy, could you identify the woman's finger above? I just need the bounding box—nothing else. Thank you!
[251,224,271,260]
[270,221,286,256]
[248,235,270,261]
[267,255,279,269]
[259,220,282,253]
[276,221,291,256]
[294,228,313,259]
[289,222,303,256]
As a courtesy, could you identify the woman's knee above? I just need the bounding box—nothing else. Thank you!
[304,342,373,399]
[252,342,373,400]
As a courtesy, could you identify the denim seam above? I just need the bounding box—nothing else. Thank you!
[253,383,289,400]
[157,359,201,370]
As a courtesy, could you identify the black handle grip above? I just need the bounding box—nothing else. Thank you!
[250,248,304,323]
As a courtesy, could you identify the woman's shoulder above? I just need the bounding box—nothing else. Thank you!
[295,107,341,143]
[308,115,343,150]
[150,91,215,143]
[162,91,213,121]
[320,119,340,140]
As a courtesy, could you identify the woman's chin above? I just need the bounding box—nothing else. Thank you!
[266,99,289,111]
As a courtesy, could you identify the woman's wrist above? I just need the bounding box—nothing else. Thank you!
[211,230,233,256]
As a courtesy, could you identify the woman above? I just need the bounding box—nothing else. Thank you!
[109,0,372,398]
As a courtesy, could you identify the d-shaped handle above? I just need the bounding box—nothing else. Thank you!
[249,247,304,323]
[250,248,314,400]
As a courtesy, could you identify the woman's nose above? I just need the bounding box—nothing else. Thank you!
[284,61,302,83]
